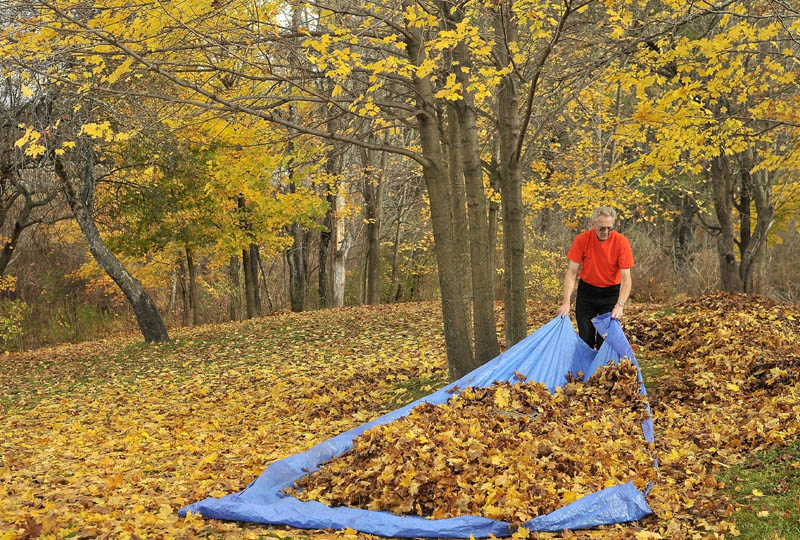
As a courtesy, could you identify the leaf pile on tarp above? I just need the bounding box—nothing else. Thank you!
[286,359,656,525]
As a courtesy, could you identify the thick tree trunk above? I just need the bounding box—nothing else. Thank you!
[319,88,343,308]
[738,148,775,294]
[228,255,241,321]
[442,105,473,334]
[360,146,384,305]
[185,246,199,326]
[494,5,527,346]
[236,196,257,318]
[403,5,476,379]
[451,37,500,364]
[55,151,169,343]
[710,152,743,291]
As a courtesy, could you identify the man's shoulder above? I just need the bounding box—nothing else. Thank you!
[612,231,634,254]
[612,230,632,244]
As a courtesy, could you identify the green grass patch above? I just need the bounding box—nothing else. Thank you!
[719,440,800,539]
[636,353,676,396]
[388,374,449,409]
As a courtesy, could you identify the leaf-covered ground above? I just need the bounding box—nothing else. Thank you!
[1,294,799,539]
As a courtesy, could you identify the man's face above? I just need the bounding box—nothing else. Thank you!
[593,215,614,242]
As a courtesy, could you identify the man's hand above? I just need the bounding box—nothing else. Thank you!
[556,302,571,318]
[611,303,624,320]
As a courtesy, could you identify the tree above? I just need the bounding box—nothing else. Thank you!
[0,87,67,278]
[1,0,742,376]
[605,2,800,292]
[54,141,170,342]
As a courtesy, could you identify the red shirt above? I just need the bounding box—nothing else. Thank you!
[567,230,634,287]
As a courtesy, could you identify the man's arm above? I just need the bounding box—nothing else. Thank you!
[556,260,580,317]
[611,268,632,319]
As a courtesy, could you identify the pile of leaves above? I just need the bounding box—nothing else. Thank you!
[287,360,656,524]
[626,292,800,537]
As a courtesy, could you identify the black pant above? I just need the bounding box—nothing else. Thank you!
[575,280,620,349]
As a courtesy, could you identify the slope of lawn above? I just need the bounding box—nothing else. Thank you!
[1,294,798,539]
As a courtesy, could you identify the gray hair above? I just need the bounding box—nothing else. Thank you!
[592,206,617,221]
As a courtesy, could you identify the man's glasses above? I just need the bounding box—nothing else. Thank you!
[596,226,613,233]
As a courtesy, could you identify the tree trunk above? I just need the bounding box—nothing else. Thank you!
[287,222,306,312]
[360,147,384,305]
[671,192,695,268]
[185,246,199,326]
[391,214,402,300]
[0,195,31,277]
[258,256,274,313]
[55,150,169,343]
[167,269,177,315]
[242,247,257,318]
[451,35,500,364]
[178,257,190,327]
[488,152,501,303]
[332,191,349,307]
[249,243,262,315]
[442,105,473,317]
[228,255,241,321]
[494,5,527,346]
[403,4,476,379]
[320,203,333,308]
[738,147,775,293]
[318,83,343,308]
[710,152,743,291]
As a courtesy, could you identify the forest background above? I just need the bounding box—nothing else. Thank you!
[1,0,799,378]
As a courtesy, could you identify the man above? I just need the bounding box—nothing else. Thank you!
[556,207,633,349]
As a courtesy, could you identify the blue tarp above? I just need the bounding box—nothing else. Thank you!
[179,314,654,537]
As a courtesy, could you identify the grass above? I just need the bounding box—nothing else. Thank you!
[719,440,800,539]
[636,353,676,396]
[387,374,449,409]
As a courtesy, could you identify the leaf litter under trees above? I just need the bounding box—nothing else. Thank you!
[0,295,799,539]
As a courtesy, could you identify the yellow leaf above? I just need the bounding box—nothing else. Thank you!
[104,56,134,84]
[635,532,663,539]
[25,143,46,158]
[752,488,764,497]
[494,386,510,408]
[726,383,740,391]
[511,527,530,539]
[561,490,580,504]
[80,121,113,140]
[21,85,33,98]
